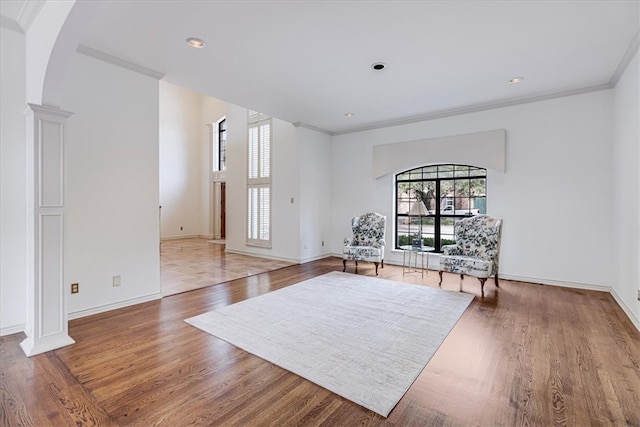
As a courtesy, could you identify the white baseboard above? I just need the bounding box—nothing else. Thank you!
[224,248,300,264]
[68,292,163,320]
[498,273,611,293]
[610,289,640,333]
[160,234,201,241]
[299,253,333,264]
[0,322,25,337]
[338,252,640,330]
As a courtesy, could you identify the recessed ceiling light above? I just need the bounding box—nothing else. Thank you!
[345,113,355,118]
[186,37,206,48]
[509,76,524,84]
[371,62,387,71]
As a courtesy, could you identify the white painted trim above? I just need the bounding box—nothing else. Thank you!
[610,289,640,333]
[0,15,24,33]
[20,103,74,357]
[160,234,202,241]
[330,84,612,136]
[37,213,65,338]
[0,1,45,33]
[224,248,299,264]
[17,0,46,33]
[610,28,640,87]
[292,121,333,136]
[67,292,163,320]
[25,103,73,119]
[498,274,611,293]
[298,253,333,264]
[389,251,611,292]
[76,44,166,80]
[0,323,26,337]
[20,332,74,357]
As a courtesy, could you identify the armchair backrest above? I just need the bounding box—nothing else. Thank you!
[351,212,386,248]
[453,215,502,262]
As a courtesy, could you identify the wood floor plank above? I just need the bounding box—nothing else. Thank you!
[160,238,295,296]
[2,247,639,426]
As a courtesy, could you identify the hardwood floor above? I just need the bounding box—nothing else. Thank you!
[2,257,640,426]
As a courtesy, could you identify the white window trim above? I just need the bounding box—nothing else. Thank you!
[247,115,272,247]
[213,116,226,173]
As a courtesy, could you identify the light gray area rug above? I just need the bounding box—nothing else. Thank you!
[185,271,474,417]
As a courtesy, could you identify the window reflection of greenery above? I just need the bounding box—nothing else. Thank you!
[396,165,487,252]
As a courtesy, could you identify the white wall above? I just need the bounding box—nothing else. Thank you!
[270,119,301,260]
[2,16,635,336]
[159,95,332,264]
[200,96,227,236]
[223,107,307,262]
[222,104,248,252]
[332,90,615,289]
[62,53,162,317]
[612,47,640,326]
[159,81,205,239]
[0,27,28,335]
[24,0,75,104]
[159,81,227,240]
[297,127,333,262]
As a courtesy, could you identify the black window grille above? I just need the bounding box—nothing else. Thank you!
[395,164,487,252]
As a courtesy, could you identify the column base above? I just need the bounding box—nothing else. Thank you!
[20,333,75,357]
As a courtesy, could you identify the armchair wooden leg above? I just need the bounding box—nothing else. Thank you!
[381,260,384,269]
[494,275,499,288]
[438,271,443,287]
[479,278,487,297]
[355,260,358,273]
[374,262,379,275]
[342,259,347,272]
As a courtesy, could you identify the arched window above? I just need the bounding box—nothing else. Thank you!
[395,164,487,252]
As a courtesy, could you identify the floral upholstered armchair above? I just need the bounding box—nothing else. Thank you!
[438,215,503,296]
[343,212,386,275]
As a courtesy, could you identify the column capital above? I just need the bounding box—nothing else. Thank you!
[23,103,74,119]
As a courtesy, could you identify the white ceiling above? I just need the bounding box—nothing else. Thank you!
[2,1,639,134]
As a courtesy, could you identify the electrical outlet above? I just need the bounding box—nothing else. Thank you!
[637,289,640,301]
[71,283,79,294]
[180,226,183,230]
[113,275,121,287]
[322,241,325,247]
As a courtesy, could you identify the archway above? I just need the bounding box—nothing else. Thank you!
[21,0,103,356]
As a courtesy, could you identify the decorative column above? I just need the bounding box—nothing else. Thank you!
[20,104,75,357]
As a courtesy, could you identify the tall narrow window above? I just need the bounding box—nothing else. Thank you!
[218,118,227,171]
[248,186,270,241]
[247,111,271,246]
[395,164,487,252]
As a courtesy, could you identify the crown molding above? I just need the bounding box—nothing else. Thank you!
[330,83,612,136]
[76,44,166,80]
[17,0,45,33]
[292,121,332,136]
[0,0,44,33]
[609,27,640,87]
[0,15,24,33]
